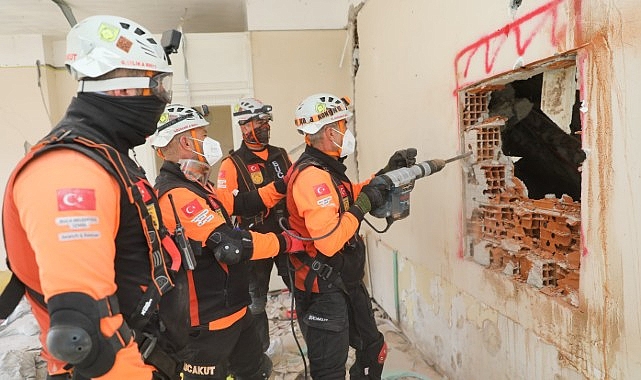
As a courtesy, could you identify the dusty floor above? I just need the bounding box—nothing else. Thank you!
[265,289,445,380]
[0,284,444,380]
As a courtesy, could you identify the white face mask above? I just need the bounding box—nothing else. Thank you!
[190,137,223,166]
[332,128,356,157]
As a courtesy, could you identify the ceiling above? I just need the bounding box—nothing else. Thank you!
[0,0,248,38]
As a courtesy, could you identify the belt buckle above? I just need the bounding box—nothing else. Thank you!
[311,260,333,280]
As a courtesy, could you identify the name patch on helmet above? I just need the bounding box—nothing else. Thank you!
[57,188,96,211]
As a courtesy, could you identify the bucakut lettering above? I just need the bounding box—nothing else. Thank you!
[307,314,328,322]
[183,363,217,375]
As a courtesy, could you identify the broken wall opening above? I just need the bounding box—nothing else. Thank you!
[460,55,584,306]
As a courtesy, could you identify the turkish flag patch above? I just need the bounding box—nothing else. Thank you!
[181,199,204,217]
[57,188,96,211]
[247,164,260,173]
[134,180,152,202]
[313,183,331,197]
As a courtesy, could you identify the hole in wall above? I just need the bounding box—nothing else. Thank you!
[460,55,583,307]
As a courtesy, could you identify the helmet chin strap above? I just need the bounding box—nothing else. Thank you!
[189,129,208,164]
[243,125,268,151]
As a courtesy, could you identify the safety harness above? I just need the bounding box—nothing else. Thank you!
[3,128,183,379]
[286,157,356,297]
[228,145,290,229]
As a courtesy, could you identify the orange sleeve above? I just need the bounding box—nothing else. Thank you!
[157,187,226,244]
[14,150,153,378]
[14,150,120,302]
[291,166,360,256]
[215,157,238,214]
[257,182,284,209]
[351,175,374,198]
[248,230,280,260]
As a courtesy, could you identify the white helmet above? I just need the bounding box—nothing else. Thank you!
[149,104,209,148]
[65,15,173,100]
[233,98,273,126]
[294,93,353,135]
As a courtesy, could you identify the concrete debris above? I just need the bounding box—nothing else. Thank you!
[0,297,46,380]
[0,290,444,380]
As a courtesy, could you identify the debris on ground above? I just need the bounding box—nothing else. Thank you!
[0,290,444,380]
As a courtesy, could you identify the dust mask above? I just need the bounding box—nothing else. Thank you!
[332,128,356,157]
[190,137,223,166]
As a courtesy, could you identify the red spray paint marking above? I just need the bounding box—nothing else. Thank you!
[453,0,569,93]
[457,207,465,259]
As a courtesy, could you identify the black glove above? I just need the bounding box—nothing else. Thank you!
[349,176,389,219]
[273,177,287,195]
[206,227,253,265]
[427,159,446,174]
[376,148,417,175]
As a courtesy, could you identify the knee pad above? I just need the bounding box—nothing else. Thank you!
[352,337,387,379]
[46,292,119,378]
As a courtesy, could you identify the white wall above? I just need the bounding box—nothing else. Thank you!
[354,0,641,378]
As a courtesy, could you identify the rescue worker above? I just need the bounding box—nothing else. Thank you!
[216,97,292,352]
[150,104,304,380]
[2,16,189,380]
[286,93,417,379]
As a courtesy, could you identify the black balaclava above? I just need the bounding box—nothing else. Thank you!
[79,92,166,148]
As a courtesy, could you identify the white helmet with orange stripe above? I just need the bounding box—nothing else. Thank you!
[150,104,209,148]
[294,93,353,135]
[65,15,173,102]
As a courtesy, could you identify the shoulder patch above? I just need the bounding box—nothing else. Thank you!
[57,188,96,211]
[181,199,204,217]
[313,183,331,197]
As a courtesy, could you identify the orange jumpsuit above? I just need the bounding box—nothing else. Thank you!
[6,149,154,379]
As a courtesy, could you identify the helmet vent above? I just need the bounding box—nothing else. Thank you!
[134,28,145,36]
[119,22,130,30]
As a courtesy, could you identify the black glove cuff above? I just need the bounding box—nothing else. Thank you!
[274,178,287,194]
[276,233,287,253]
[347,204,365,221]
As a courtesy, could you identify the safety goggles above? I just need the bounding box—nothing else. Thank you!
[77,72,173,103]
[238,112,273,126]
[142,72,173,103]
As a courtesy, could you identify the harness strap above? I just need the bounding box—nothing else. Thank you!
[26,284,134,360]
[293,251,348,296]
[136,332,179,379]
[228,153,264,227]
[229,147,291,228]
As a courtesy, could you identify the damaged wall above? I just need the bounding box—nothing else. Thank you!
[355,0,641,378]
